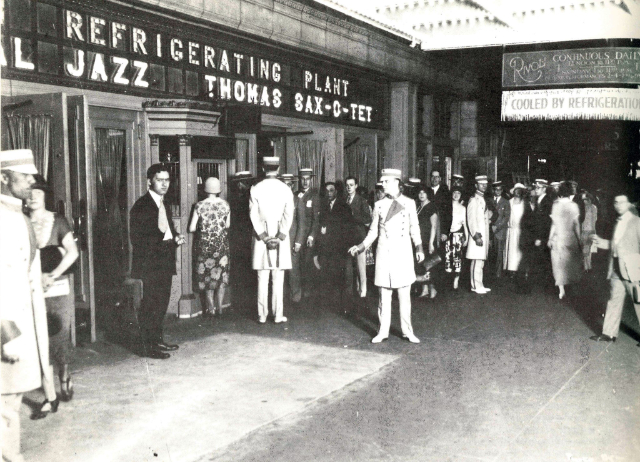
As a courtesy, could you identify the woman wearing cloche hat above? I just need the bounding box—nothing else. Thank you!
[189,177,231,316]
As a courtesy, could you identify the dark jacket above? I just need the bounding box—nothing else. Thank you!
[431,184,452,237]
[346,193,372,242]
[294,188,321,246]
[317,198,354,258]
[130,192,178,278]
[533,193,553,243]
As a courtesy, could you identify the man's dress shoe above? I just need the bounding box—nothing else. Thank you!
[155,341,179,351]
[589,334,616,343]
[145,349,170,359]
[371,334,388,344]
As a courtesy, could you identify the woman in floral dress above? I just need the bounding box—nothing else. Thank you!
[189,177,230,316]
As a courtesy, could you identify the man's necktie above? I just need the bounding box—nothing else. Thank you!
[158,200,169,233]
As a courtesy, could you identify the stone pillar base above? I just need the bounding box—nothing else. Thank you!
[178,294,200,318]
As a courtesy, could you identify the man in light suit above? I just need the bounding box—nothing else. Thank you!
[467,175,491,294]
[344,176,372,299]
[349,169,424,344]
[130,163,186,359]
[290,168,321,303]
[489,181,510,279]
[591,193,640,344]
[250,157,294,323]
[1,149,50,462]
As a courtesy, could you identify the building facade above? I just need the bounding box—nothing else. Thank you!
[1,0,485,339]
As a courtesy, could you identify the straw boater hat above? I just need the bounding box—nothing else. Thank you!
[298,168,315,177]
[279,173,296,181]
[375,182,383,190]
[380,168,402,181]
[550,181,561,188]
[492,180,503,187]
[534,179,548,186]
[406,177,422,188]
[230,171,254,182]
[474,175,488,183]
[263,157,280,174]
[452,173,464,180]
[0,149,38,174]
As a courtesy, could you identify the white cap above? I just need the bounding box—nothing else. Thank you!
[0,149,38,174]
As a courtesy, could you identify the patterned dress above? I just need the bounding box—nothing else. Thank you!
[194,198,230,290]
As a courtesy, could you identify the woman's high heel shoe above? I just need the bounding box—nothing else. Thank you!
[31,397,60,420]
[60,376,74,402]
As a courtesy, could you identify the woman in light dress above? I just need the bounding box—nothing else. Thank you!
[548,182,583,299]
[504,183,526,274]
[189,177,231,316]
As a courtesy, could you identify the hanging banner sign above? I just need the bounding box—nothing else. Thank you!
[502,48,640,87]
[501,88,640,122]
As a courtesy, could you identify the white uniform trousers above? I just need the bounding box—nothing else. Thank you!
[602,275,640,338]
[377,286,414,338]
[257,270,285,319]
[2,393,25,462]
[470,259,486,291]
[345,252,368,297]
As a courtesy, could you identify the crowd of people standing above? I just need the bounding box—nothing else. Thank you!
[3,147,640,461]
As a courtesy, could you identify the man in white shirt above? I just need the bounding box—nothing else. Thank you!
[591,193,640,345]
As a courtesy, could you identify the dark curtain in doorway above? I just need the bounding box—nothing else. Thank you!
[94,129,128,295]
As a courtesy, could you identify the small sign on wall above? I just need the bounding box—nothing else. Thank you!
[501,88,640,122]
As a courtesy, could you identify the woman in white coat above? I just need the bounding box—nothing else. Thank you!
[349,169,424,344]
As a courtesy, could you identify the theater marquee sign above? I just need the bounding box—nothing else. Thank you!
[502,47,640,88]
[1,0,386,129]
[501,88,640,122]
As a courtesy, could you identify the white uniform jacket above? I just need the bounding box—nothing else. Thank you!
[466,193,490,260]
[362,194,422,289]
[249,177,294,270]
[1,196,49,395]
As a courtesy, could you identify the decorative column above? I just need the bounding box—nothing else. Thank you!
[149,135,160,165]
[177,135,198,317]
[390,82,418,177]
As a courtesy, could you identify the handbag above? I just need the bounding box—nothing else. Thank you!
[423,252,442,271]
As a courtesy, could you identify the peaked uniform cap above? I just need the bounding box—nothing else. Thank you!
[380,169,402,180]
[0,149,38,174]
[492,181,503,187]
[535,179,548,185]
[475,175,488,183]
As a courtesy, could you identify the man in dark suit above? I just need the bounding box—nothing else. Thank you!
[317,182,353,306]
[430,170,451,248]
[344,176,372,299]
[532,178,553,287]
[489,181,510,279]
[290,168,321,303]
[229,171,256,308]
[130,163,185,359]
